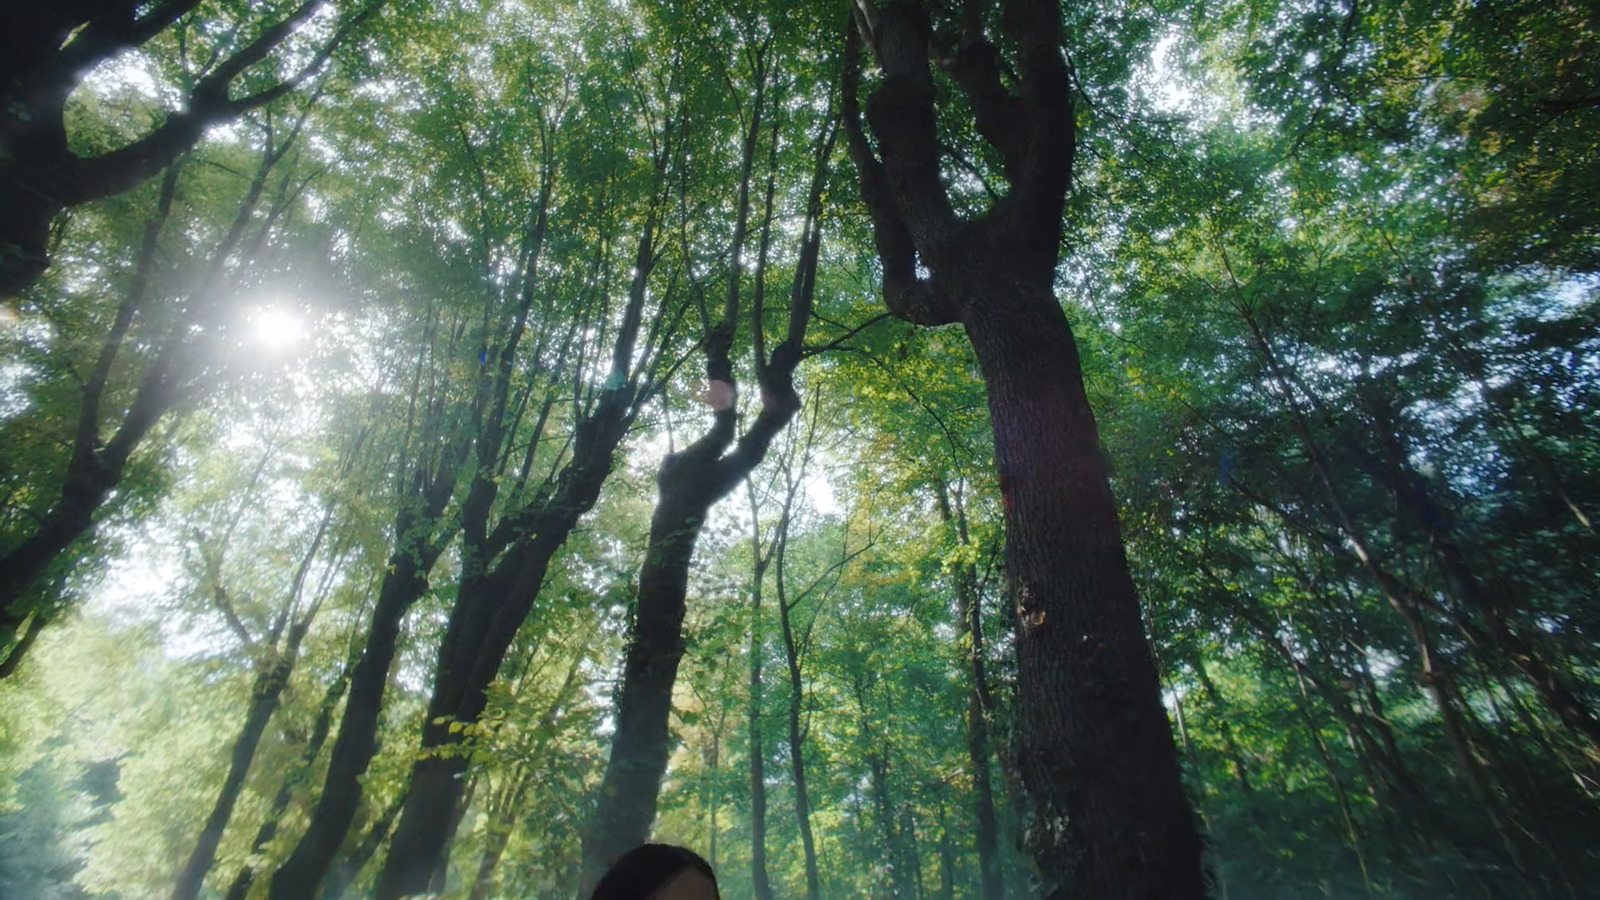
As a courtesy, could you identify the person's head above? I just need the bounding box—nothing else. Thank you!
[589,843,720,900]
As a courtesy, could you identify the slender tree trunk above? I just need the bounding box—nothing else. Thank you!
[870,749,915,900]
[937,481,1002,900]
[175,513,335,900]
[0,161,179,654]
[938,805,956,900]
[466,773,529,900]
[465,646,587,900]
[0,615,42,679]
[171,653,294,900]
[779,555,822,900]
[576,100,833,894]
[1290,664,1374,898]
[225,645,356,900]
[377,233,657,899]
[746,482,776,900]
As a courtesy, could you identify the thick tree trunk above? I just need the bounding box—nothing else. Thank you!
[963,287,1202,898]
[172,653,294,900]
[0,470,107,630]
[426,775,476,895]
[376,521,586,899]
[842,5,1203,892]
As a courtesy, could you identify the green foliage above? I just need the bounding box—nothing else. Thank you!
[1,0,1595,897]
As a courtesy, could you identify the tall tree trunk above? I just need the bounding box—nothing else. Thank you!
[779,534,822,900]
[174,512,335,900]
[869,748,915,900]
[426,775,477,895]
[3,109,310,659]
[937,804,956,900]
[575,96,835,894]
[745,480,776,900]
[318,791,407,900]
[964,285,1202,896]
[171,653,294,900]
[0,161,178,654]
[843,5,1203,893]
[378,204,663,899]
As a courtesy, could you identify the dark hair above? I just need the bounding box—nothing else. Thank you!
[589,843,720,900]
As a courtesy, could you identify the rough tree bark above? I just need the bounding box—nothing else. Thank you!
[575,94,838,894]
[843,2,1203,895]
[0,0,377,295]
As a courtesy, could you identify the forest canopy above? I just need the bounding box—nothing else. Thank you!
[0,0,1596,898]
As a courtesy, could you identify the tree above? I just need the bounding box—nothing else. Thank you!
[0,0,380,296]
[370,73,687,900]
[842,1,1204,893]
[576,46,838,889]
[0,99,331,671]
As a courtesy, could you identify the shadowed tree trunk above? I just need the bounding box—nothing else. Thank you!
[576,88,838,893]
[267,302,471,898]
[776,482,823,900]
[318,790,406,900]
[265,522,452,900]
[0,0,378,295]
[842,3,1203,894]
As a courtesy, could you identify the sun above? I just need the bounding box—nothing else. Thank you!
[250,305,304,350]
